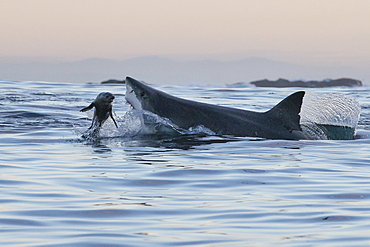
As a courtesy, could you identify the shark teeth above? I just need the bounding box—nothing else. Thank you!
[125,84,142,110]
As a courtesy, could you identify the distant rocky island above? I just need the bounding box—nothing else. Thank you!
[250,78,362,88]
[101,79,125,84]
[100,77,362,88]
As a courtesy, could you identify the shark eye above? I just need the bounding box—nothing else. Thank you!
[140,92,145,97]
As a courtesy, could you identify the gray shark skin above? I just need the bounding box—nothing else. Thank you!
[125,77,307,140]
[80,92,118,130]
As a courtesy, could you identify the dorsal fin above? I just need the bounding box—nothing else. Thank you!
[265,91,305,131]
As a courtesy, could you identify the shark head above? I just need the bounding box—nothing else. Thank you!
[125,77,156,112]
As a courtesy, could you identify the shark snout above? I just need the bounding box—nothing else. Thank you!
[125,83,143,110]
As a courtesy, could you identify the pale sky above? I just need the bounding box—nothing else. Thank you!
[1,0,370,66]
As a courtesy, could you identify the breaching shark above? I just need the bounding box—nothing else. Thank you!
[125,77,307,140]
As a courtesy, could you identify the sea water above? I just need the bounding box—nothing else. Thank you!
[0,80,370,246]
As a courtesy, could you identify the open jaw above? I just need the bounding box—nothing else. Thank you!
[125,83,142,110]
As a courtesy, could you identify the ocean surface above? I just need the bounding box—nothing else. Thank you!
[0,79,370,247]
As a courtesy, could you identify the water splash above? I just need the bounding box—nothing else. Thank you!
[185,125,216,136]
[74,110,120,140]
[117,110,215,137]
[76,109,216,141]
[117,110,180,137]
[300,92,360,140]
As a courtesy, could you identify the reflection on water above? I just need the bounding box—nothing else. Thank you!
[0,80,370,246]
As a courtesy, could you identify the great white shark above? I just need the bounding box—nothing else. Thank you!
[125,77,307,140]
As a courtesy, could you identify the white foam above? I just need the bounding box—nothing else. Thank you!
[300,92,360,128]
[300,92,360,139]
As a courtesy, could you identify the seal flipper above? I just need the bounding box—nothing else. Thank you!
[109,107,118,128]
[80,102,95,112]
[264,91,306,139]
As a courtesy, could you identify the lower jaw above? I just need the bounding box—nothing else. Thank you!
[126,100,135,110]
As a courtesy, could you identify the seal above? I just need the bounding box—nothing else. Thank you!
[80,92,118,130]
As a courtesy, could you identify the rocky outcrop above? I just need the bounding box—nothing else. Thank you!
[250,78,362,88]
[101,79,125,84]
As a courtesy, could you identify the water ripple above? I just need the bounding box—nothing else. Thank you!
[0,81,370,246]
